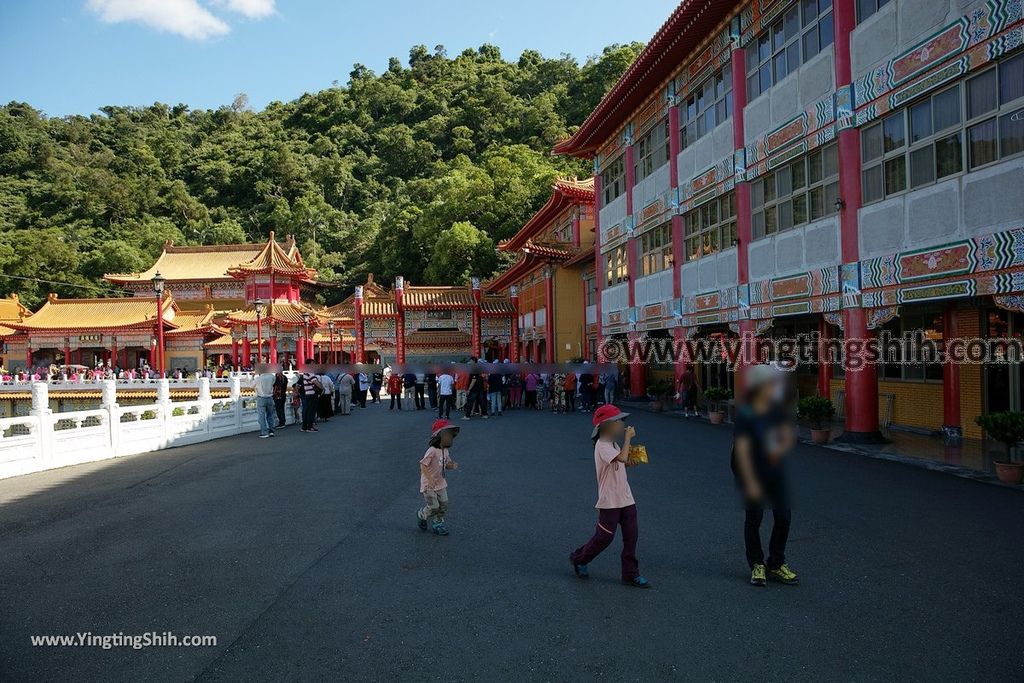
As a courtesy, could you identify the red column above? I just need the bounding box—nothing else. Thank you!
[942,303,961,433]
[242,337,251,367]
[296,332,306,367]
[624,138,646,398]
[730,42,752,285]
[834,0,880,440]
[543,268,555,363]
[110,339,117,369]
[63,341,71,366]
[593,170,605,360]
[155,296,166,377]
[26,345,32,370]
[668,94,687,385]
[354,286,365,363]
[395,278,406,365]
[571,209,581,248]
[510,288,520,362]
[818,317,833,398]
[269,335,278,365]
[231,338,239,369]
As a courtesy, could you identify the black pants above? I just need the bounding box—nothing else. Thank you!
[274,398,286,427]
[390,393,402,410]
[415,384,425,409]
[465,391,486,417]
[745,473,790,569]
[524,390,537,409]
[580,386,591,411]
[357,389,367,408]
[565,389,575,412]
[438,394,453,418]
[301,396,317,430]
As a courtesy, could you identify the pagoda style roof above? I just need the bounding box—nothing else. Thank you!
[164,306,227,338]
[0,293,31,321]
[204,333,234,349]
[226,231,318,281]
[5,293,177,332]
[361,297,397,317]
[480,296,517,314]
[500,178,593,252]
[552,0,735,158]
[224,300,323,328]
[402,285,477,308]
[405,330,473,348]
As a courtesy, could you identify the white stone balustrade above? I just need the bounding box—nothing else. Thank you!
[0,374,297,480]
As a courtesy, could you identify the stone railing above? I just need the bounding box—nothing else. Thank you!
[0,372,257,390]
[0,375,295,480]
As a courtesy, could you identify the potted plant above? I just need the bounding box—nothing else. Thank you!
[798,395,835,444]
[704,387,731,424]
[646,379,672,412]
[975,411,1024,485]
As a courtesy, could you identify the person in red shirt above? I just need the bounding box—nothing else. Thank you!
[388,372,404,410]
[563,371,578,413]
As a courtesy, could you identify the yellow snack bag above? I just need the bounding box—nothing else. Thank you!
[628,444,649,465]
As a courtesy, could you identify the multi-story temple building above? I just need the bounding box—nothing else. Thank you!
[554,0,1024,440]
[488,177,598,363]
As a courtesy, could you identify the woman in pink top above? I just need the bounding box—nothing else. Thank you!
[569,404,650,588]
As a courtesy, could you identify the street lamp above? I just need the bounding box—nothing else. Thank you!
[302,311,311,366]
[254,298,265,365]
[151,271,166,377]
[327,320,335,364]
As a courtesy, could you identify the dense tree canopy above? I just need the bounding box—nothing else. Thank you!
[0,42,643,307]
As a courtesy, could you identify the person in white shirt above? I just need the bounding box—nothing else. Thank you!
[335,372,355,415]
[254,364,277,438]
[317,373,335,421]
[437,367,455,419]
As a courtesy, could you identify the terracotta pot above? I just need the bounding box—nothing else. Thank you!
[811,428,831,445]
[708,410,725,425]
[993,461,1024,485]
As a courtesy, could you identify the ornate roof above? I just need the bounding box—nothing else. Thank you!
[401,286,477,308]
[164,306,227,337]
[5,293,177,332]
[226,232,318,281]
[405,330,473,348]
[0,293,31,321]
[480,297,517,314]
[105,242,269,284]
[552,0,736,158]
[224,300,323,328]
[361,298,397,317]
[500,177,593,252]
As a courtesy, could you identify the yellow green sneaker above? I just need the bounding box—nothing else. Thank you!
[750,563,766,586]
[768,564,799,585]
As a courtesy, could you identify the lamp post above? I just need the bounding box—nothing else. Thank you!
[151,271,166,377]
[327,320,335,364]
[254,298,265,365]
[302,311,311,367]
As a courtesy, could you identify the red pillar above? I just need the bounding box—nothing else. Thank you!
[110,339,118,369]
[395,277,406,365]
[296,332,306,367]
[593,169,605,361]
[472,278,483,359]
[231,338,239,369]
[510,288,520,362]
[544,268,555,363]
[269,335,278,365]
[817,317,833,398]
[625,136,646,398]
[354,286,365,363]
[26,345,32,370]
[242,337,251,367]
[571,209,581,248]
[835,0,881,440]
[63,341,71,366]
[942,303,961,433]
[668,92,687,385]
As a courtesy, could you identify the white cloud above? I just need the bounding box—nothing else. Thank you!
[86,0,277,40]
[214,0,276,19]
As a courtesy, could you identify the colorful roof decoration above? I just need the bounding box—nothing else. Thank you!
[479,297,517,314]
[5,293,177,332]
[226,231,318,281]
[552,0,735,158]
[224,300,322,327]
[500,177,594,252]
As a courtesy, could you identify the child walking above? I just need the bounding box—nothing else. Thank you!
[570,405,650,588]
[417,419,460,536]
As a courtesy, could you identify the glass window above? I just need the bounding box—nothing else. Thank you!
[604,245,628,287]
[752,143,839,239]
[968,68,998,119]
[634,119,670,181]
[857,0,890,23]
[684,192,736,261]
[999,52,1024,105]
[680,66,732,150]
[638,222,673,276]
[746,1,834,99]
[969,119,998,168]
[600,155,625,207]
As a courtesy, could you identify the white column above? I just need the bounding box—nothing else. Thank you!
[156,378,172,448]
[101,379,119,455]
[29,381,53,464]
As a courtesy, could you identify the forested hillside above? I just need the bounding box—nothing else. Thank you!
[0,42,643,307]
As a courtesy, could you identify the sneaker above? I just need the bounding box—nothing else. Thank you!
[462,416,471,421]
[621,576,651,589]
[417,513,428,531]
[432,522,449,536]
[269,431,275,437]
[750,563,767,586]
[259,434,270,439]
[768,564,799,585]
[570,555,589,579]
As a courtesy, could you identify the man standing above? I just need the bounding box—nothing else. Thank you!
[336,372,355,415]
[254,364,277,439]
[579,365,594,413]
[414,371,427,410]
[357,371,370,408]
[437,366,455,419]
[273,369,289,428]
[300,370,322,432]
[402,371,417,410]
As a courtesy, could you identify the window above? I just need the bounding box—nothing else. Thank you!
[584,274,597,307]
[634,119,670,180]
[877,312,944,381]
[680,67,732,150]
[604,245,628,287]
[600,155,625,207]
[684,192,737,260]
[860,52,1024,204]
[857,0,890,23]
[552,217,573,243]
[745,0,833,99]
[751,144,838,238]
[637,222,673,276]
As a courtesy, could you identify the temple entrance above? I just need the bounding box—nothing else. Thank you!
[984,308,1024,414]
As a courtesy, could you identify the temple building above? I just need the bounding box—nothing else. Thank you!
[349,276,516,363]
[487,177,598,363]
[554,0,1024,440]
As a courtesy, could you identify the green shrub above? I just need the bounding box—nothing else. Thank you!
[975,411,1024,463]
[798,395,835,430]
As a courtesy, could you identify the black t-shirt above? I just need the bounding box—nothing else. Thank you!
[468,373,482,393]
[731,404,789,482]
[487,373,504,391]
[402,373,416,388]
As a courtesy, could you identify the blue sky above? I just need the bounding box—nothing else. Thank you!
[0,0,677,117]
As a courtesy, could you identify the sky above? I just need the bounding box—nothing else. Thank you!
[0,0,678,117]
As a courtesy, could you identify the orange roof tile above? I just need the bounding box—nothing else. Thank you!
[401,286,476,308]
[104,242,268,283]
[479,297,516,314]
[6,293,177,332]
[224,300,322,327]
[361,298,396,316]
[0,293,31,321]
[164,307,227,337]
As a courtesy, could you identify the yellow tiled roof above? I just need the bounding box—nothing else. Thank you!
[164,306,227,337]
[224,300,322,327]
[402,286,476,308]
[227,232,317,280]
[105,243,264,283]
[0,293,31,321]
[6,293,177,331]
[361,298,396,316]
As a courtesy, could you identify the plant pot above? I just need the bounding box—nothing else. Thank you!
[649,400,663,412]
[708,410,725,425]
[993,461,1024,485]
[811,428,831,444]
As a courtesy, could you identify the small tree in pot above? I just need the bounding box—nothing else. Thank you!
[798,395,835,444]
[647,379,672,412]
[703,387,731,424]
[975,411,1024,485]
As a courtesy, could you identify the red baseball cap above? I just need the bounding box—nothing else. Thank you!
[431,419,460,437]
[591,404,630,438]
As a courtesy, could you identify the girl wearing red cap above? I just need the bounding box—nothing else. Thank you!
[417,419,460,536]
[569,404,650,588]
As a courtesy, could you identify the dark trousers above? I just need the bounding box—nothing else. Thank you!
[465,390,486,417]
[524,390,537,409]
[580,386,592,411]
[438,394,453,418]
[571,504,639,581]
[565,389,575,412]
[274,398,286,427]
[744,503,791,570]
[301,396,317,429]
[428,386,438,409]
[357,389,367,408]
[415,384,426,409]
[390,393,402,409]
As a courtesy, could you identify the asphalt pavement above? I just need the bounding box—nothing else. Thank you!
[1,399,1022,682]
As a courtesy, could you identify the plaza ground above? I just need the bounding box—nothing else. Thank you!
[1,403,1022,681]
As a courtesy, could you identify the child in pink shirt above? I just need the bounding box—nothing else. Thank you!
[417,419,460,536]
[569,404,650,588]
